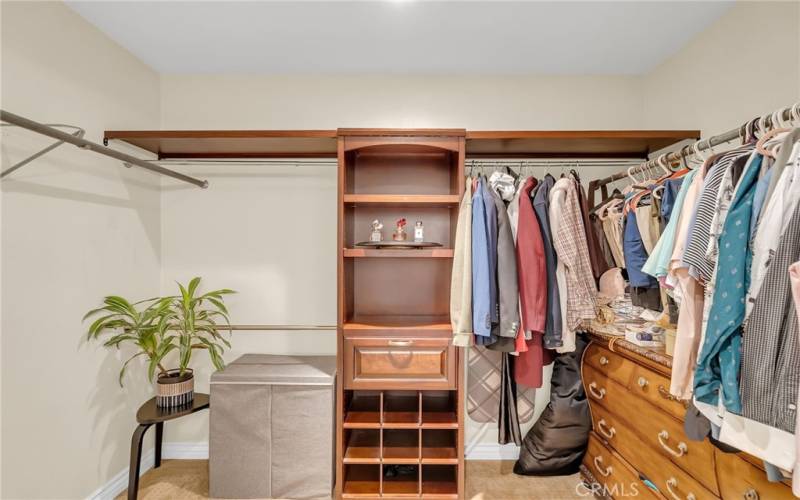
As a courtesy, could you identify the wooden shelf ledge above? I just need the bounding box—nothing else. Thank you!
[344,248,454,258]
[343,194,460,207]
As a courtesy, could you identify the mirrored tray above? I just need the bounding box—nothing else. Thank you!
[355,241,443,249]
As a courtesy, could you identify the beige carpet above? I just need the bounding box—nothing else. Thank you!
[119,459,582,499]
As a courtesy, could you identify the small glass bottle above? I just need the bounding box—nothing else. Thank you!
[414,221,424,242]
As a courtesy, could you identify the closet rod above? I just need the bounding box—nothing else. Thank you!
[215,324,336,331]
[595,101,800,186]
[0,110,209,189]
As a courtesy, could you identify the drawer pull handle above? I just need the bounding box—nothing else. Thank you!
[597,419,616,439]
[588,382,606,400]
[637,376,649,388]
[666,477,696,500]
[593,455,612,477]
[599,355,609,366]
[743,488,759,500]
[388,340,412,347]
[658,430,688,457]
[658,385,690,407]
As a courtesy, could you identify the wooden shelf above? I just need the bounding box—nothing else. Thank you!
[382,475,419,496]
[345,394,382,429]
[465,130,700,158]
[344,248,454,259]
[103,130,338,159]
[382,430,419,464]
[384,394,421,429]
[344,315,451,332]
[344,430,381,464]
[422,430,457,465]
[421,466,458,498]
[343,194,460,207]
[421,412,459,429]
[343,465,381,498]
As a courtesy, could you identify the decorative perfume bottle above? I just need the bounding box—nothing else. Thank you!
[393,218,407,241]
[414,221,424,242]
[369,220,383,242]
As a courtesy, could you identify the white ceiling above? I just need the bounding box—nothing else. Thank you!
[66,1,734,75]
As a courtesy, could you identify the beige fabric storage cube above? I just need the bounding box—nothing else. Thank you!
[210,354,336,499]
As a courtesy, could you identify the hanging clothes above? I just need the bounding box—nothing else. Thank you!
[471,177,493,344]
[450,182,473,347]
[574,175,609,280]
[532,175,562,350]
[486,184,520,352]
[515,177,552,388]
[694,153,762,412]
[740,199,800,432]
[482,178,500,329]
[550,178,597,353]
[788,261,800,497]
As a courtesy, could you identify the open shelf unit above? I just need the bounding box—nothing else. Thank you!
[337,129,465,499]
[341,390,460,498]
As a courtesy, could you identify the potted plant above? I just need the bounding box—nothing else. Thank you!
[84,277,234,408]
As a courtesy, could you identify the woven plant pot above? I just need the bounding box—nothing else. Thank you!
[156,369,194,408]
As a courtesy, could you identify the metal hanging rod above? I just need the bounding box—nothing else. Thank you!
[216,324,336,331]
[0,123,86,178]
[595,102,800,187]
[465,158,643,167]
[0,110,209,189]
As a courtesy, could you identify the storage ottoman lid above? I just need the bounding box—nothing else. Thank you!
[211,354,336,386]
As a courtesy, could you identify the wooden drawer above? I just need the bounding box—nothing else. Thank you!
[583,363,628,411]
[584,343,636,388]
[611,413,717,500]
[715,449,794,500]
[629,364,687,421]
[584,433,659,499]
[343,337,456,390]
[588,386,719,495]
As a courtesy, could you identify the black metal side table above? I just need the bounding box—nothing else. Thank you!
[128,393,209,500]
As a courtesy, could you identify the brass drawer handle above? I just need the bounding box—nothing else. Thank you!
[388,340,412,347]
[658,430,688,457]
[599,355,609,366]
[743,488,759,500]
[637,376,649,388]
[588,382,606,400]
[658,385,689,407]
[597,419,616,439]
[666,477,696,500]
[593,455,612,477]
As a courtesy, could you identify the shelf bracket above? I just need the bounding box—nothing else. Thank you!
[0,123,85,178]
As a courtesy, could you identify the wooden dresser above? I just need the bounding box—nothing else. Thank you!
[581,331,794,499]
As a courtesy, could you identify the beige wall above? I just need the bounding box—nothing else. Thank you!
[159,74,644,130]
[643,1,800,136]
[1,2,161,498]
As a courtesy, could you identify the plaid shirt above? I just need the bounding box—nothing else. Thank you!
[552,178,598,330]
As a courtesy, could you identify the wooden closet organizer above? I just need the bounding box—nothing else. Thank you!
[336,129,466,499]
[104,126,702,500]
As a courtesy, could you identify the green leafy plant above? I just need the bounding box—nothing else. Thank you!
[84,277,235,386]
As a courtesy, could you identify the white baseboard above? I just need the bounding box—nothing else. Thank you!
[163,441,209,459]
[85,442,207,500]
[465,443,521,461]
[89,440,515,499]
[87,448,154,500]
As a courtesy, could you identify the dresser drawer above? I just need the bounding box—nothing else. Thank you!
[584,433,659,499]
[343,337,456,390]
[629,364,687,421]
[583,363,628,411]
[615,418,716,500]
[584,343,636,388]
[589,386,719,495]
[715,449,794,500]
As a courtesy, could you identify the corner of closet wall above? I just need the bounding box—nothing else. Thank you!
[0,2,161,498]
[641,0,800,135]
